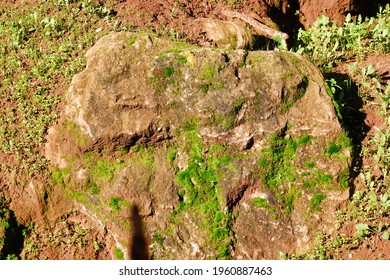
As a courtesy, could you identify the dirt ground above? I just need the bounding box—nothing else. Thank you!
[109,0,387,45]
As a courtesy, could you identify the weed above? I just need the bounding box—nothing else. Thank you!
[87,185,98,196]
[66,190,89,204]
[285,5,390,259]
[273,35,287,50]
[296,5,390,70]
[302,179,316,189]
[338,169,350,189]
[83,153,125,186]
[6,254,18,260]
[126,35,138,47]
[232,98,245,115]
[239,50,248,67]
[0,0,122,179]
[316,170,333,183]
[355,223,370,238]
[114,247,124,260]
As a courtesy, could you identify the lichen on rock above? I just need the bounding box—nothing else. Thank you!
[45,32,351,259]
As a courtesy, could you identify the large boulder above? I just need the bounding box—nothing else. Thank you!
[45,32,351,259]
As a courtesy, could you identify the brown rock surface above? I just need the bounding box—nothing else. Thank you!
[45,32,351,259]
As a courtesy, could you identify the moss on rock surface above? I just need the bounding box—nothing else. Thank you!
[45,32,351,259]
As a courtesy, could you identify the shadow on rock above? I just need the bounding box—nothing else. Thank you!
[129,205,149,260]
[324,72,370,198]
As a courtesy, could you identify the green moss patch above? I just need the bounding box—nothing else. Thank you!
[252,198,276,212]
[258,131,350,214]
[170,119,234,259]
[309,193,326,212]
[108,197,129,212]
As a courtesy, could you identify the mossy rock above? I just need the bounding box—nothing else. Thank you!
[44,32,351,259]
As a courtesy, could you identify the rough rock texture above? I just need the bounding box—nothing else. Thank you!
[45,32,351,259]
[193,18,252,49]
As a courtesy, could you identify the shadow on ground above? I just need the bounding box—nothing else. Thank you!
[1,208,26,259]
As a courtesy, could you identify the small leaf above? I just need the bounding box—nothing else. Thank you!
[348,63,358,73]
[366,64,376,76]
[369,191,377,202]
[381,193,388,203]
[378,222,383,232]
[332,41,339,52]
[382,231,389,240]
[355,223,369,231]
[356,231,364,238]
[345,13,351,23]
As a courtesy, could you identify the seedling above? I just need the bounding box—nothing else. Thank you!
[355,223,370,237]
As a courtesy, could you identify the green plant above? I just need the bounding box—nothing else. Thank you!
[285,6,390,259]
[355,223,370,237]
[371,5,390,53]
[284,186,300,214]
[296,5,390,70]
[6,254,18,260]
[0,0,124,181]
[52,168,72,186]
[324,78,344,121]
[273,35,287,50]
[114,247,124,260]
[211,97,245,130]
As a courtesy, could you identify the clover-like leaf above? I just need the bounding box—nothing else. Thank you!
[369,191,377,203]
[355,223,369,231]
